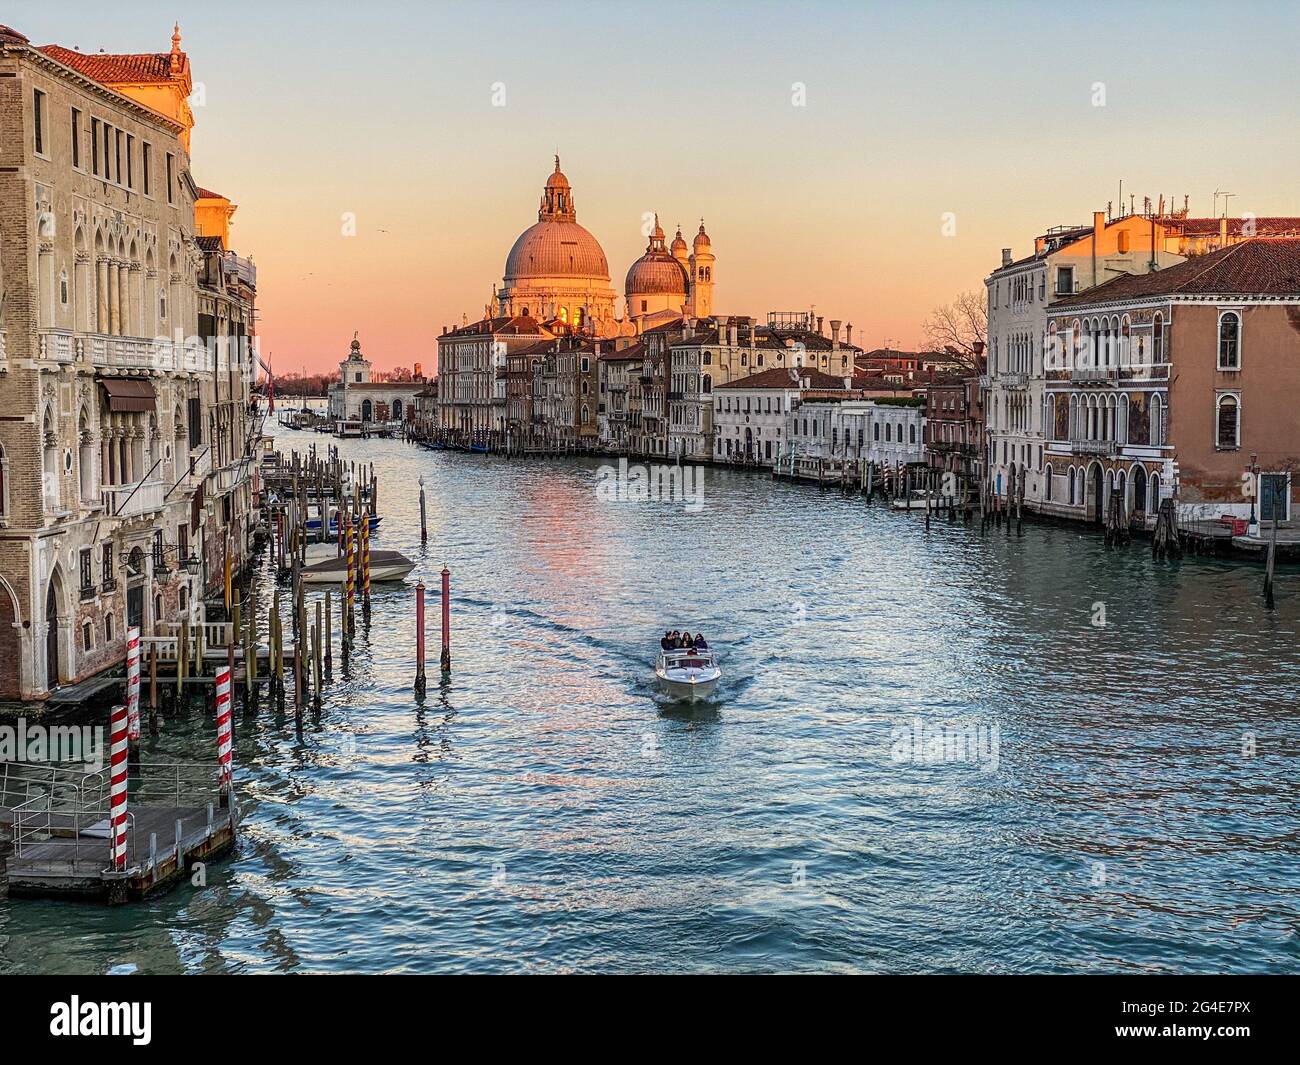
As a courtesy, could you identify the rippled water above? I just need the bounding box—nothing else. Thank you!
[3,429,1298,974]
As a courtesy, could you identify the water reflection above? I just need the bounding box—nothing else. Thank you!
[2,428,1297,975]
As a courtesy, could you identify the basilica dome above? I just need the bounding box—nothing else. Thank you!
[504,219,610,282]
[502,157,610,282]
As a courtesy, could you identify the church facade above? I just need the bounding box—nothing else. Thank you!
[328,337,425,423]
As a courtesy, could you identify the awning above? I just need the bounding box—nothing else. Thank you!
[98,377,157,412]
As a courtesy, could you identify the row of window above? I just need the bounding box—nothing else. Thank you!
[33,90,175,204]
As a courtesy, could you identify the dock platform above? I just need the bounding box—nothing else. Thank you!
[1,761,238,903]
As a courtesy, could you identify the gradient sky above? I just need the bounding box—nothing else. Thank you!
[16,0,1300,374]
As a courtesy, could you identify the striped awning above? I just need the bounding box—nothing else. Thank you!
[98,377,157,412]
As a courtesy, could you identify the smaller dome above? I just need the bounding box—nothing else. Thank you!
[545,155,570,190]
[625,255,689,298]
[693,222,711,250]
[350,337,361,352]
[671,227,688,257]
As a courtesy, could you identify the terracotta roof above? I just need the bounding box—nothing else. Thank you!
[440,314,552,339]
[39,44,178,84]
[1159,216,1300,237]
[1051,238,1300,308]
[600,341,647,361]
[717,366,851,391]
[196,187,227,200]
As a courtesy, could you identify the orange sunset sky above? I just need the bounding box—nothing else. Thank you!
[15,0,1300,376]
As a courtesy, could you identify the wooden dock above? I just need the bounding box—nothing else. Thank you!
[1,762,238,904]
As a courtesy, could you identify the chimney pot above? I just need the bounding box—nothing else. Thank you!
[830,319,842,349]
[816,316,824,336]
[846,323,853,346]
[1001,248,1012,268]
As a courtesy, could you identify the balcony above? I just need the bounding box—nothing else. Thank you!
[101,479,165,519]
[1070,367,1119,386]
[1000,372,1029,389]
[38,329,75,365]
[1070,439,1117,456]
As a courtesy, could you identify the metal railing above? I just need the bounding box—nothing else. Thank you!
[6,760,229,875]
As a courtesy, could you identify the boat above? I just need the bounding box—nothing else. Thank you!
[305,513,382,533]
[890,490,939,511]
[298,549,415,585]
[654,645,721,701]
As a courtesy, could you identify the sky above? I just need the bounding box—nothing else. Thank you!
[15,0,1300,375]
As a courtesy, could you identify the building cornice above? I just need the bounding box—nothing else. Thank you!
[3,44,185,136]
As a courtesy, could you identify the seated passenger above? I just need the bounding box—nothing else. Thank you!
[660,631,674,651]
[692,632,708,650]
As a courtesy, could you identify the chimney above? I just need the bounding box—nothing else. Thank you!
[816,316,824,336]
[1001,248,1012,268]
[845,323,853,346]
[1219,216,1228,247]
[1094,211,1105,241]
[830,320,841,349]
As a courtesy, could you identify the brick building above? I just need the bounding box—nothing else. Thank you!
[0,24,257,701]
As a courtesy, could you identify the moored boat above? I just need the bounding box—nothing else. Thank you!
[298,548,415,585]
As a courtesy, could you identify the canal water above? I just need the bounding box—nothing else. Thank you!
[3,429,1298,973]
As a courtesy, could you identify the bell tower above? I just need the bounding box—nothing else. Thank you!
[688,221,714,318]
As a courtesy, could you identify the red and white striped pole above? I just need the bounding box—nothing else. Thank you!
[215,665,233,806]
[109,703,129,871]
[125,626,141,745]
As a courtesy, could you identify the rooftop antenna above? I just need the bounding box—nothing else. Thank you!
[1222,190,1235,217]
[1118,179,1124,217]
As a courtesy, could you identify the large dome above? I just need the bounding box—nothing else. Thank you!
[504,219,610,282]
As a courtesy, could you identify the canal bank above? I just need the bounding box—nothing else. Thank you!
[2,425,1297,973]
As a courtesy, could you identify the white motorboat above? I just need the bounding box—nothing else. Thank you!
[298,549,415,585]
[890,490,940,511]
[655,646,721,701]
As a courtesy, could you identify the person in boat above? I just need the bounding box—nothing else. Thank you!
[660,631,674,651]
[692,632,708,650]
[676,628,692,648]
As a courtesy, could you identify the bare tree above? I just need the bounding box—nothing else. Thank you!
[922,291,987,371]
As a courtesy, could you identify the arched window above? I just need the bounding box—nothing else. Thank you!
[1045,463,1053,501]
[1152,312,1164,364]
[702,374,712,393]
[1150,394,1164,446]
[1218,311,1241,369]
[1216,394,1239,448]
[873,422,880,441]
[1150,473,1161,511]
[909,424,916,444]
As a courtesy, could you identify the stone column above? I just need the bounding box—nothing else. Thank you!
[97,258,110,333]
[108,259,121,336]
[118,262,131,337]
